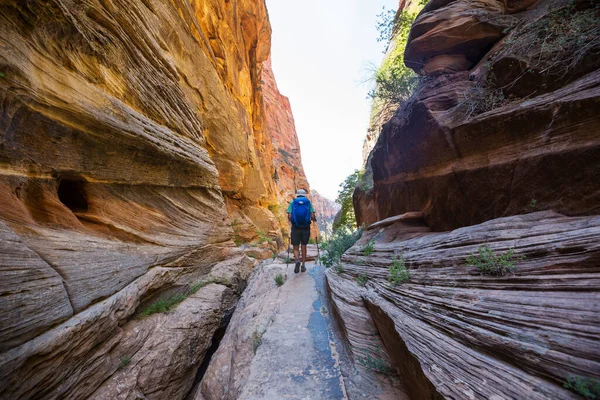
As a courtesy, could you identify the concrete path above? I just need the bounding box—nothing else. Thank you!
[239,262,347,400]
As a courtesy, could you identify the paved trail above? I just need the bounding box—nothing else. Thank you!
[239,261,348,400]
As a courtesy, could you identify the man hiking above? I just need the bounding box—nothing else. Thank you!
[287,189,316,273]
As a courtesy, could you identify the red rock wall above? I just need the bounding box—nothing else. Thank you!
[0,0,310,398]
[356,0,600,230]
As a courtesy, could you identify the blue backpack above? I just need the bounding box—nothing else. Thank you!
[291,197,312,228]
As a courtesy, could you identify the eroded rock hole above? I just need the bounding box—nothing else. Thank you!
[57,179,88,213]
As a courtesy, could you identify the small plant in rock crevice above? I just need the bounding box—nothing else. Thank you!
[274,274,285,287]
[388,255,410,286]
[138,277,230,318]
[231,219,242,246]
[118,356,131,369]
[564,375,600,399]
[335,263,345,274]
[529,199,538,211]
[362,239,375,256]
[356,274,369,287]
[357,345,395,375]
[466,245,525,276]
[252,329,264,354]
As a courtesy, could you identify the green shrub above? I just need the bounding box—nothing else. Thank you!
[333,170,363,232]
[466,245,524,276]
[356,274,368,287]
[274,274,285,287]
[388,255,410,285]
[308,237,316,245]
[370,7,424,105]
[335,263,345,274]
[362,239,375,256]
[564,375,600,399]
[320,229,363,267]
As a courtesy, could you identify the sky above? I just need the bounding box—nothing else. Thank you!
[265,0,398,200]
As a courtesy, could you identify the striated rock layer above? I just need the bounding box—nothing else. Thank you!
[356,0,600,229]
[327,211,600,399]
[0,0,309,398]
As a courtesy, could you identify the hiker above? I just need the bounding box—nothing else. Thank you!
[287,189,316,273]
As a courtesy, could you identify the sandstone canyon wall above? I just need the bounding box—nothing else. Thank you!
[0,0,309,398]
[330,0,600,398]
[310,190,340,238]
[356,0,600,230]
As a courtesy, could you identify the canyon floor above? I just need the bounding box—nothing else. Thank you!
[196,253,407,399]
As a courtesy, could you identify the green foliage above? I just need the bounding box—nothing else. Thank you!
[529,199,538,211]
[333,170,363,232]
[370,7,424,105]
[375,7,398,45]
[252,329,263,354]
[356,274,369,287]
[466,245,524,276]
[499,1,600,77]
[284,256,293,264]
[274,274,285,287]
[256,230,270,244]
[335,263,345,274]
[272,251,278,260]
[320,229,363,267]
[388,255,410,285]
[231,219,242,246]
[268,204,279,214]
[118,356,132,369]
[362,239,375,256]
[461,81,507,117]
[0,72,4,78]
[357,346,395,375]
[564,375,600,399]
[139,277,228,317]
[308,237,316,245]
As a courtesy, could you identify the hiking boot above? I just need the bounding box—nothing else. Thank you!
[294,261,300,274]
[301,264,306,272]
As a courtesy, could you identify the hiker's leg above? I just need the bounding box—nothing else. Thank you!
[301,244,307,265]
[293,245,300,261]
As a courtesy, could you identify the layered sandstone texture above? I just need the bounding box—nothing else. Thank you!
[0,0,306,398]
[327,211,600,399]
[355,0,600,229]
[229,57,311,243]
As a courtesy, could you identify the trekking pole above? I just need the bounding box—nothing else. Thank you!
[316,234,320,265]
[287,234,291,266]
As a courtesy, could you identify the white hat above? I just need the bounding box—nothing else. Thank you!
[295,189,307,197]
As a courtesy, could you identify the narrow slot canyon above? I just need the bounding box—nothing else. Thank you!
[0,0,598,399]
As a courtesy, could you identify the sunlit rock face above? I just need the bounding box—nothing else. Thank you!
[356,0,600,230]
[0,0,307,398]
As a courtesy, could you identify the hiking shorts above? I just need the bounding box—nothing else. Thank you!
[291,226,311,246]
